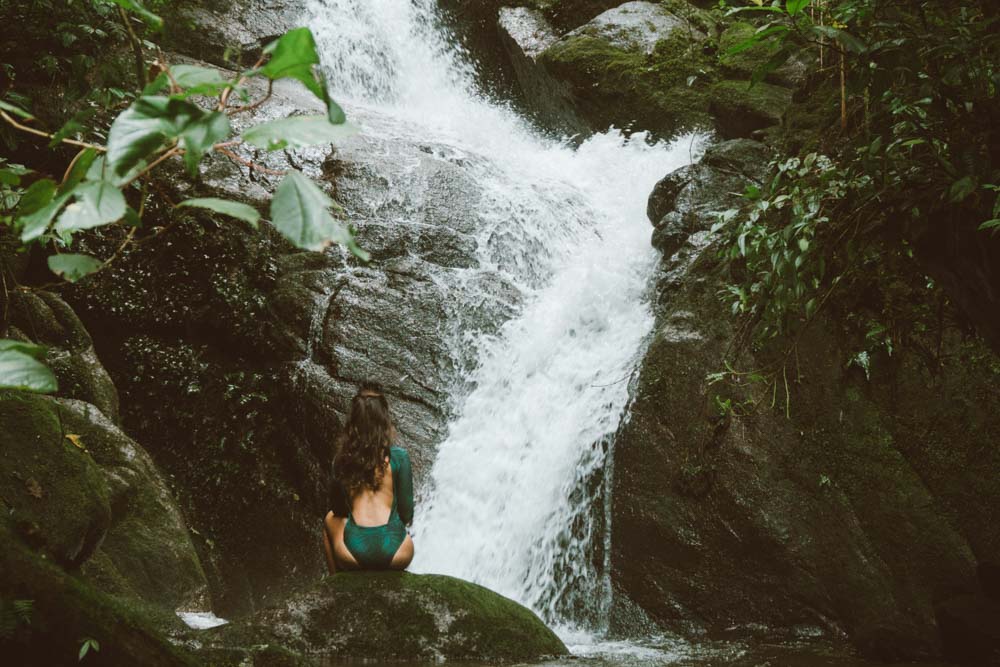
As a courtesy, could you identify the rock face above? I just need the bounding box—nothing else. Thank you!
[199,572,568,663]
[611,139,1000,661]
[498,7,588,135]
[164,0,300,68]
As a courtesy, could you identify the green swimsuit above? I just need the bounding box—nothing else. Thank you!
[332,447,414,569]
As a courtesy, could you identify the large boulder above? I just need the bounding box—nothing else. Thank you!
[0,389,209,613]
[197,572,568,663]
[58,400,210,612]
[610,142,1000,661]
[0,391,111,568]
[532,1,719,137]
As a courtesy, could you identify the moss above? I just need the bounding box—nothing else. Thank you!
[0,391,111,567]
[205,572,567,662]
[0,522,197,666]
[718,21,773,79]
[709,79,793,138]
[539,29,717,136]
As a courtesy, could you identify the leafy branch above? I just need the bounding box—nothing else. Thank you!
[1,13,370,392]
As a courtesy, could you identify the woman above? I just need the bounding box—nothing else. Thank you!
[322,382,415,572]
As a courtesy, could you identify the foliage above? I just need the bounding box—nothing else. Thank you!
[0,598,33,639]
[0,340,58,392]
[78,637,100,661]
[0,8,369,393]
[713,0,999,360]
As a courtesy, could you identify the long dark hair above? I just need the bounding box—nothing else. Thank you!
[334,382,396,496]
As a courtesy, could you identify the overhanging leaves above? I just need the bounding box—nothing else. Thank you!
[0,340,57,393]
[178,198,261,228]
[48,253,103,282]
[270,170,367,259]
[243,115,358,151]
[54,181,127,233]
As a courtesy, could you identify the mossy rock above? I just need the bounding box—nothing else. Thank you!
[717,21,810,88]
[56,400,209,613]
[538,26,716,136]
[0,391,111,568]
[200,572,568,662]
[708,79,793,138]
[0,522,195,666]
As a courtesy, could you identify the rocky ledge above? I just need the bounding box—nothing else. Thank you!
[192,572,569,664]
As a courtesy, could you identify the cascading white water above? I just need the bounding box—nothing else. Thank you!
[306,0,701,647]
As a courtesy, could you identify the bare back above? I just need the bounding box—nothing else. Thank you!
[349,456,393,526]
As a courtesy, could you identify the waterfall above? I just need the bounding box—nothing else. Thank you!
[306,0,702,647]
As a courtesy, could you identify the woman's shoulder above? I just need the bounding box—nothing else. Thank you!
[389,446,411,465]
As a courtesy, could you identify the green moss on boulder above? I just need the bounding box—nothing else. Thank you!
[0,392,111,568]
[199,572,568,663]
[0,522,195,667]
[708,79,793,138]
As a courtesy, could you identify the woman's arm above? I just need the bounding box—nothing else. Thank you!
[392,447,415,525]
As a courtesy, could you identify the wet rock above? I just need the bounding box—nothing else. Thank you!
[613,137,1000,661]
[7,291,119,422]
[982,561,1000,602]
[534,1,717,137]
[163,0,301,69]
[499,6,589,136]
[646,139,770,259]
[718,21,812,89]
[0,391,111,568]
[523,0,625,31]
[198,572,568,663]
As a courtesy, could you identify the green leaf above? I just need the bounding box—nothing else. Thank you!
[178,198,260,228]
[55,181,127,233]
[0,169,21,187]
[0,99,34,120]
[169,65,232,97]
[811,25,867,53]
[17,179,57,217]
[978,219,1000,233]
[48,253,103,282]
[270,171,368,259]
[751,46,792,86]
[724,24,790,56]
[49,111,94,149]
[797,238,809,252]
[105,0,162,30]
[17,186,73,243]
[61,149,100,194]
[179,111,231,177]
[259,28,324,99]
[85,155,147,188]
[0,339,46,360]
[105,97,232,178]
[948,176,976,203]
[105,97,175,177]
[243,115,358,151]
[0,340,57,393]
[786,0,811,16]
